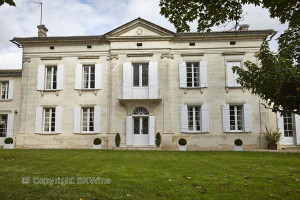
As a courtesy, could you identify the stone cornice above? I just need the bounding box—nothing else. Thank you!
[222,52,246,56]
[0,69,22,77]
[127,53,153,57]
[181,53,204,57]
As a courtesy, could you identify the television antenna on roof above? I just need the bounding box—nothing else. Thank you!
[23,0,43,25]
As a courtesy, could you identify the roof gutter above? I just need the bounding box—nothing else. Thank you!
[268,31,277,41]
[10,39,23,48]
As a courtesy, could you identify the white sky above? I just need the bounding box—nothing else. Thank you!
[0,0,288,69]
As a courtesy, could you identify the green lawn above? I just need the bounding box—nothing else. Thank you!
[0,150,299,200]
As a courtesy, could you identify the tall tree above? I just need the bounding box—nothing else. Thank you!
[160,0,300,114]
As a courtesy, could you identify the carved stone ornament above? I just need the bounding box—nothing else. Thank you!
[136,28,143,35]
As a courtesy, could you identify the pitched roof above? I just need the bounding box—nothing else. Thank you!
[10,17,276,46]
[0,69,22,77]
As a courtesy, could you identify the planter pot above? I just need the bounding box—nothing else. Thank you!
[179,145,186,151]
[268,144,277,150]
[93,144,101,149]
[155,140,161,147]
[234,145,243,151]
[4,144,14,149]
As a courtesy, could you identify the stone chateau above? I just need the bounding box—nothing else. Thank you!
[1,18,299,149]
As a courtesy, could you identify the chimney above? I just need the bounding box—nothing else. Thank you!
[37,25,48,37]
[239,24,250,31]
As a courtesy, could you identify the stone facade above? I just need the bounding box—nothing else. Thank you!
[6,18,299,150]
[0,70,22,145]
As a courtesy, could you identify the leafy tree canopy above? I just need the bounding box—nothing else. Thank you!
[0,0,16,7]
[160,0,299,32]
[160,0,300,114]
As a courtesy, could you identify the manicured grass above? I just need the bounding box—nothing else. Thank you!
[0,150,299,200]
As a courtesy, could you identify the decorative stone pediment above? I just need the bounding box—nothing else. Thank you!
[104,18,175,38]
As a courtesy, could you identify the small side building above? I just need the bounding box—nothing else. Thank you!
[0,69,22,147]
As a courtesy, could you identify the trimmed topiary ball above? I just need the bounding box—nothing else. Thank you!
[155,132,161,147]
[178,138,187,146]
[4,137,13,144]
[115,133,121,147]
[234,139,243,146]
[93,138,102,145]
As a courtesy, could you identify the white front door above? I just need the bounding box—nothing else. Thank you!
[279,112,295,145]
[133,117,149,146]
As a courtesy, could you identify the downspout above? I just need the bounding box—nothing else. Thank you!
[256,54,263,149]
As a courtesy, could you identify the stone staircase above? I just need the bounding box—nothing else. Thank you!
[113,146,161,151]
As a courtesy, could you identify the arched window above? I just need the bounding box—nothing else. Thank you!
[132,107,149,115]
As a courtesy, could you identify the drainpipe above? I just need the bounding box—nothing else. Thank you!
[257,55,263,149]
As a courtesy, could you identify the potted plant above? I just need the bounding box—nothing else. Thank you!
[155,132,161,147]
[264,127,281,150]
[93,138,102,149]
[234,139,243,151]
[115,133,120,147]
[4,137,14,149]
[178,138,187,151]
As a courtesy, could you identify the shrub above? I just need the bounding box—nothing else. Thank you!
[264,128,281,144]
[234,139,243,146]
[178,138,187,146]
[115,133,121,147]
[155,132,161,147]
[4,137,13,144]
[93,138,102,145]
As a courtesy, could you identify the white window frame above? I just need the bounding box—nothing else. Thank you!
[83,65,95,89]
[186,62,200,87]
[283,112,294,137]
[43,108,56,133]
[45,66,57,90]
[227,61,242,87]
[229,105,244,132]
[81,107,94,133]
[187,106,201,132]
[0,81,9,99]
[133,63,148,87]
[0,114,7,137]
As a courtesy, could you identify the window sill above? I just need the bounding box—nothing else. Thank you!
[38,90,61,97]
[36,133,61,135]
[180,87,207,89]
[181,87,206,94]
[74,132,100,135]
[224,131,250,134]
[225,87,245,93]
[76,89,100,96]
[0,99,12,102]
[182,132,208,134]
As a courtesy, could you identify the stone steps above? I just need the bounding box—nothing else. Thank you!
[113,146,161,151]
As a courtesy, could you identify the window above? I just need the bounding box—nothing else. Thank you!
[0,81,9,99]
[186,62,199,87]
[43,108,56,133]
[230,105,243,131]
[227,61,241,87]
[189,43,195,46]
[230,41,236,45]
[188,106,201,131]
[45,66,57,90]
[133,63,148,87]
[0,114,7,137]
[83,65,95,89]
[82,107,94,132]
[283,112,293,137]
